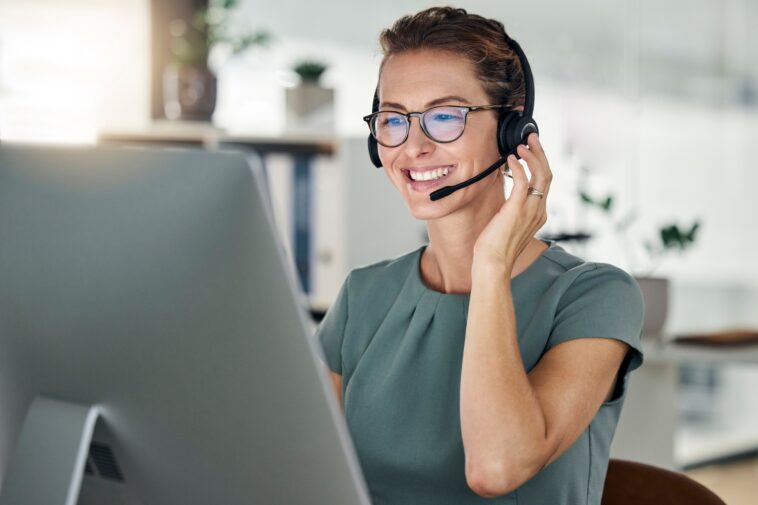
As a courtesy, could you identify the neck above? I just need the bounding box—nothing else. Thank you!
[422,175,506,294]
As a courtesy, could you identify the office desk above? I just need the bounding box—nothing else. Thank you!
[612,333,758,470]
[642,336,758,366]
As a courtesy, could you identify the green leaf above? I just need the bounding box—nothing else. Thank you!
[578,190,614,213]
[685,221,701,242]
[658,220,701,252]
[293,60,329,82]
[603,195,613,211]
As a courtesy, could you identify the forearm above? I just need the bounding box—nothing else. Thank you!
[460,260,548,494]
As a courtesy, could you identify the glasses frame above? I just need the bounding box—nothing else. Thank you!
[362,104,513,148]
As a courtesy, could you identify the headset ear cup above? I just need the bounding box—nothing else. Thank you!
[513,116,539,150]
[367,90,382,168]
[500,114,540,158]
[497,111,519,156]
[367,134,382,168]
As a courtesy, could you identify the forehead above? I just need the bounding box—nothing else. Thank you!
[378,49,487,109]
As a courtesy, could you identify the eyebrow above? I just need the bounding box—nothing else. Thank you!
[379,95,472,110]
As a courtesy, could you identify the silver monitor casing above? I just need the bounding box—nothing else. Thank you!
[0,144,371,505]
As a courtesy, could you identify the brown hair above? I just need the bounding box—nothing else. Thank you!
[377,6,524,108]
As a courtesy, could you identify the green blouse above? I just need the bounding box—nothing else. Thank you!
[314,239,644,505]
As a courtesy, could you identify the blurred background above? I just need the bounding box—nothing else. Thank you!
[1,0,756,502]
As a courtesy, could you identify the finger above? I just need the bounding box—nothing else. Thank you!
[524,135,551,190]
[516,145,548,230]
[524,133,553,232]
[526,132,545,159]
[517,141,549,232]
[526,133,553,193]
[508,153,546,233]
[516,143,549,197]
[502,160,513,179]
[506,154,529,204]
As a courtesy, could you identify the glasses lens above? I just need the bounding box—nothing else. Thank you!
[423,106,466,142]
[372,112,407,147]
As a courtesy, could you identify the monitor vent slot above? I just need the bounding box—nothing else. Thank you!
[86,442,125,482]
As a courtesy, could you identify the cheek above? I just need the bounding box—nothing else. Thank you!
[464,121,500,155]
[377,146,393,169]
[448,141,486,166]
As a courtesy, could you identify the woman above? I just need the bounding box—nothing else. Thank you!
[315,6,644,505]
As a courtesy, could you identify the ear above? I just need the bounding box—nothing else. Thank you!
[513,105,525,113]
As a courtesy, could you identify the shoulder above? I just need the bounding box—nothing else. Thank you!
[541,244,641,300]
[345,246,422,295]
[541,247,645,370]
[333,246,424,335]
[562,262,642,304]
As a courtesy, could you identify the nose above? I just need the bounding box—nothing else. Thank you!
[403,115,435,156]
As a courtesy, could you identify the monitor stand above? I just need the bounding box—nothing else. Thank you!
[0,397,99,505]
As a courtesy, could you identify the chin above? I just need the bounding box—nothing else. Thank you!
[402,176,501,221]
[408,207,444,221]
[403,193,460,221]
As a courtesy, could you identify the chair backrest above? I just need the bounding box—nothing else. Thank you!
[601,459,726,505]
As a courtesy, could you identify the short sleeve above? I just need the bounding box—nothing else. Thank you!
[313,272,351,374]
[547,263,645,402]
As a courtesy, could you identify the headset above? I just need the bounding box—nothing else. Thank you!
[366,33,539,201]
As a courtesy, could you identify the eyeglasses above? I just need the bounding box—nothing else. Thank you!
[363,104,512,148]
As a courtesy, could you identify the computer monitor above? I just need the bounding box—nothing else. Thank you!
[0,144,371,505]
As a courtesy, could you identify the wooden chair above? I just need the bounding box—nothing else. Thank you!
[602,459,726,505]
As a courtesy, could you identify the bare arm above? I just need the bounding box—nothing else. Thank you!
[325,365,343,411]
[460,261,628,498]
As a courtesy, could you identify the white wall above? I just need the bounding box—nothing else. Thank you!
[0,0,151,142]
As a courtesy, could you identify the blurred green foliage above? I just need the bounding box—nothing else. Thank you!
[170,0,272,68]
[292,60,328,84]
[579,189,701,272]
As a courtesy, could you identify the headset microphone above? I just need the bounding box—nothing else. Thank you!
[367,34,539,202]
[429,151,510,201]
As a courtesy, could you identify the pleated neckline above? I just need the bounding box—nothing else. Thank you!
[410,238,557,300]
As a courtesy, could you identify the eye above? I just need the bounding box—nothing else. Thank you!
[378,114,405,127]
[431,114,455,121]
[428,108,465,122]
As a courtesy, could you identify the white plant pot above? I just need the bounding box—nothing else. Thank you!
[285,83,334,133]
[634,276,669,338]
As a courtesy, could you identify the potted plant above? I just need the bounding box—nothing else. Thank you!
[580,190,702,336]
[285,59,334,132]
[164,0,272,121]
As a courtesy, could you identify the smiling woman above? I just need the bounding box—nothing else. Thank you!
[314,6,645,505]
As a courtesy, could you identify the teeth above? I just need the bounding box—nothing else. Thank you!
[409,166,450,181]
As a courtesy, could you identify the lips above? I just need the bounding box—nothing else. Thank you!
[401,164,455,181]
[401,164,455,192]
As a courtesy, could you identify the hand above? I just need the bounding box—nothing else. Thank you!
[472,133,553,270]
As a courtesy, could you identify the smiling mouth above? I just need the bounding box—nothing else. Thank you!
[402,165,455,182]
